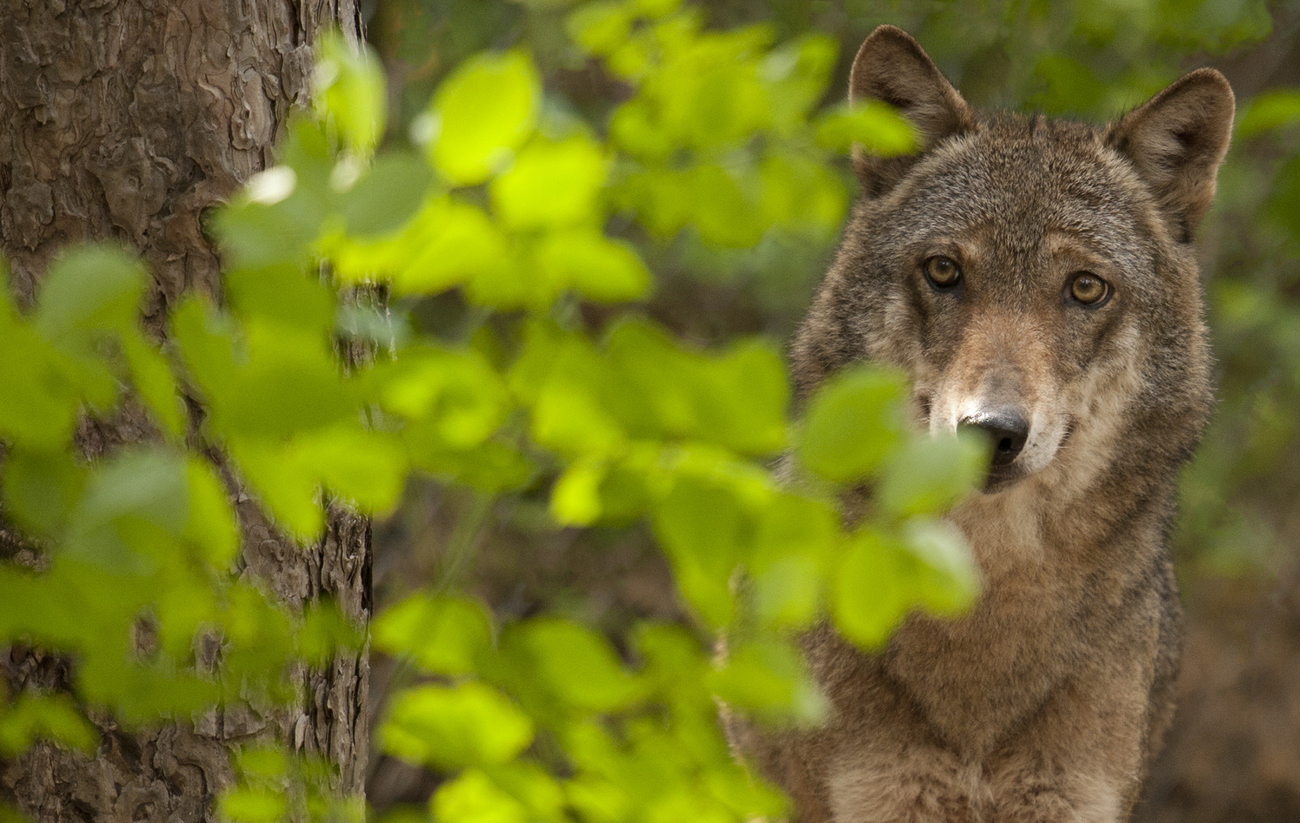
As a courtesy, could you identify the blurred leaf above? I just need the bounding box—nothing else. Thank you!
[490,135,608,229]
[798,367,909,482]
[551,457,607,526]
[566,2,635,57]
[33,245,145,346]
[119,329,185,437]
[387,198,513,297]
[338,151,434,236]
[709,638,825,724]
[0,693,97,757]
[427,51,541,186]
[183,458,240,567]
[1238,89,1300,138]
[381,683,534,770]
[1,448,86,541]
[503,618,643,713]
[814,102,918,156]
[433,769,529,823]
[536,229,651,303]
[373,594,494,675]
[876,431,986,517]
[652,477,748,627]
[902,518,980,616]
[297,425,408,514]
[314,31,387,155]
[218,787,289,823]
[832,528,913,649]
[748,492,838,628]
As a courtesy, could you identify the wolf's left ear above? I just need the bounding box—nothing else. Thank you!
[848,26,975,197]
[1106,69,1235,242]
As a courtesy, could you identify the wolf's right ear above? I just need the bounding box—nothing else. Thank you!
[849,26,975,196]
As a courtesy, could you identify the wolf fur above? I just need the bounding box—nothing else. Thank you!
[728,26,1235,823]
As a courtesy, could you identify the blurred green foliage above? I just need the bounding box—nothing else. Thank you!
[1,0,1298,821]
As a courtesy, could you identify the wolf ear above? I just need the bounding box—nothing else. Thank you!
[848,26,975,196]
[1106,69,1235,242]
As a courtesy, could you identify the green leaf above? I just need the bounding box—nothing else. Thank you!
[797,366,909,482]
[652,477,749,627]
[428,51,541,186]
[0,693,97,757]
[373,594,494,675]
[1,448,86,541]
[687,163,764,247]
[709,638,826,724]
[503,618,643,713]
[120,329,185,437]
[551,457,607,526]
[814,101,918,156]
[876,430,986,517]
[376,345,509,448]
[0,312,107,447]
[1237,89,1300,138]
[433,770,529,823]
[566,2,635,57]
[748,492,838,628]
[296,425,408,514]
[225,263,337,336]
[218,787,289,823]
[388,199,512,298]
[903,518,980,616]
[229,438,324,540]
[338,151,434,236]
[32,245,145,346]
[831,528,913,649]
[65,447,189,570]
[380,683,534,770]
[490,135,608,229]
[314,31,387,155]
[535,229,651,303]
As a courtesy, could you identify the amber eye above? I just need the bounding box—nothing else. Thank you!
[923,256,962,289]
[1067,272,1111,306]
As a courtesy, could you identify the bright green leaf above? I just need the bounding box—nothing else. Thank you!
[535,229,651,303]
[490,136,608,229]
[373,594,494,676]
[314,31,387,155]
[428,51,541,186]
[381,683,534,770]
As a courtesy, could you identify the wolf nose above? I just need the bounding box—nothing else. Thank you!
[959,411,1030,467]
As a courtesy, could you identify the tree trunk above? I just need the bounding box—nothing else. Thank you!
[0,1,370,820]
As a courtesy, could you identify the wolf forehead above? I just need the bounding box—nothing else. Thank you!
[861,116,1167,279]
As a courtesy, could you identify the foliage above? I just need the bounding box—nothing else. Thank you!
[0,6,977,823]
[2,0,1299,821]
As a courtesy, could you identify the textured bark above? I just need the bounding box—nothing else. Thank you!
[0,1,369,820]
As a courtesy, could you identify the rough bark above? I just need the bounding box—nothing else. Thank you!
[0,1,369,820]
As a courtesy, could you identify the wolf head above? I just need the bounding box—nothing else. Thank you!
[794,26,1234,496]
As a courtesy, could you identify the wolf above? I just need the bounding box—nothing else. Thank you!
[728,26,1235,823]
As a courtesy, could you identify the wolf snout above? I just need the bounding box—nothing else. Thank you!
[959,409,1030,467]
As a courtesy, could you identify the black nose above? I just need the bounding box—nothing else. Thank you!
[959,410,1030,467]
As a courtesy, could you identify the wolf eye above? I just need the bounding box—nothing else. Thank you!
[923,256,962,289]
[1067,272,1111,307]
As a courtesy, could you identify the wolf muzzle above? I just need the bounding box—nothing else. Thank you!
[958,408,1030,491]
